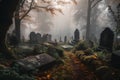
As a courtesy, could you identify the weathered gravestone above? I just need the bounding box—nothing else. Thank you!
[99,28,114,52]
[36,33,41,43]
[15,53,56,72]
[74,29,80,42]
[29,32,37,43]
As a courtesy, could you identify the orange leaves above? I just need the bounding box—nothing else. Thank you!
[72,0,77,5]
[45,7,64,15]
[41,0,77,15]
[57,1,71,5]
[47,74,51,79]
[57,0,77,5]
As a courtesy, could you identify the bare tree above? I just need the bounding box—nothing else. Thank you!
[14,0,34,43]
[0,0,77,58]
[108,4,120,47]
[14,0,77,43]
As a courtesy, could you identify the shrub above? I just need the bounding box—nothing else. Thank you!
[72,41,88,53]
[84,48,94,55]
[0,68,35,80]
[56,47,64,57]
[75,51,85,59]
[47,45,64,58]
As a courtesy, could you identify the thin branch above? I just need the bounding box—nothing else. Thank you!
[90,0,95,3]
[35,5,50,9]
[91,0,102,8]
[35,5,64,15]
[20,0,34,20]
[20,0,26,7]
[108,5,117,22]
[15,0,22,11]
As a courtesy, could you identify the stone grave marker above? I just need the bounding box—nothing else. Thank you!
[74,29,80,42]
[111,50,120,68]
[99,28,114,52]
[16,53,56,71]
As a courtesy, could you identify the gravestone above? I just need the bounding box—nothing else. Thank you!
[74,29,80,42]
[99,28,114,52]
[16,53,56,71]
[36,33,41,43]
[29,32,37,43]
[64,36,67,43]
[47,34,52,42]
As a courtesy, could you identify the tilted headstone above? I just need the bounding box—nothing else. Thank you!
[16,53,56,71]
[99,28,114,52]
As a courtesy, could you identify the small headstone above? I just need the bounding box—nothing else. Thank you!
[64,36,67,43]
[99,28,114,52]
[36,33,41,43]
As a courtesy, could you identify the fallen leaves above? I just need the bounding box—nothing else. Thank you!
[35,51,98,80]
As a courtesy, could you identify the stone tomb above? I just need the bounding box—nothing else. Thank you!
[16,53,56,71]
[99,28,114,52]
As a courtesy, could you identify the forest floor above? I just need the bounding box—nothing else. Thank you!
[35,51,98,80]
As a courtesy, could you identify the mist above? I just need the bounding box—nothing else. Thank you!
[8,0,119,42]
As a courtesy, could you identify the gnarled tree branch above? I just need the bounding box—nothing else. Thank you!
[20,0,34,20]
[91,0,102,8]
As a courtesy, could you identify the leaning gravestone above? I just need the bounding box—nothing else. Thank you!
[15,53,56,72]
[99,28,114,52]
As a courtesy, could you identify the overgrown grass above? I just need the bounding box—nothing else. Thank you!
[0,68,35,80]
[72,41,88,53]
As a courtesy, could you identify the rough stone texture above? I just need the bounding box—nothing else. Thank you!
[74,29,80,42]
[99,28,114,52]
[16,53,56,71]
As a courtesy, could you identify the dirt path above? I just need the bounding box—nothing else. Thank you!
[35,51,99,80]
[64,51,98,80]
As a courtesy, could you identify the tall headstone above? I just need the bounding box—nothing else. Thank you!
[29,32,37,43]
[64,36,67,43]
[74,29,80,42]
[47,34,52,42]
[99,28,114,52]
[59,36,62,42]
[42,34,47,42]
[36,33,41,43]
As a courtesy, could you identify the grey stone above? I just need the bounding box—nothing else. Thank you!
[99,28,114,52]
[16,53,56,71]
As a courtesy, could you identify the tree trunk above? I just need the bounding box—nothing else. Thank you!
[86,0,91,41]
[0,0,20,59]
[15,15,21,43]
[0,21,15,59]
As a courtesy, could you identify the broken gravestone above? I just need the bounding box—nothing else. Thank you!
[99,28,114,52]
[14,53,56,72]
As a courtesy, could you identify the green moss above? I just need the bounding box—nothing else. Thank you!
[72,41,88,52]
[0,68,35,80]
